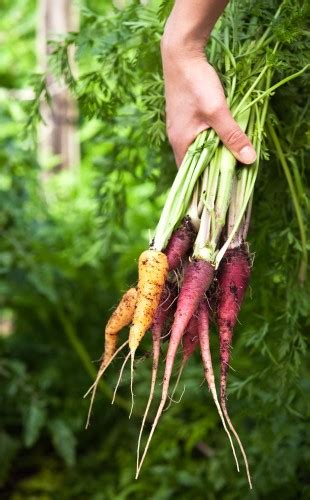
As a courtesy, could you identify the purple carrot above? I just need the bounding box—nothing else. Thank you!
[165,314,199,410]
[216,244,252,488]
[217,245,251,405]
[164,217,196,270]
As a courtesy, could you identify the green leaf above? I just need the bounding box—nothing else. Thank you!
[23,399,46,448]
[48,419,76,467]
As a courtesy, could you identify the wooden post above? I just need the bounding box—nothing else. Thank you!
[37,0,79,171]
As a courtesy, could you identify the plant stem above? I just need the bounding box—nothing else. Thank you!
[197,165,209,216]
[153,131,218,250]
[234,65,269,116]
[194,149,221,259]
[212,147,236,245]
[267,123,308,283]
[242,194,253,241]
[187,184,201,230]
[215,109,261,268]
[241,65,309,114]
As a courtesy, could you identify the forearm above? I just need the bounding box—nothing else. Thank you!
[162,0,229,54]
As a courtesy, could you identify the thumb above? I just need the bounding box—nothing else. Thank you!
[209,105,256,164]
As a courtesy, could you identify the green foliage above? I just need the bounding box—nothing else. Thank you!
[0,0,309,499]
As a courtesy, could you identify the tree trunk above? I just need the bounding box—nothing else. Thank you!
[37,0,79,172]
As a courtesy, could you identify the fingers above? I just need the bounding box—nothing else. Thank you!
[168,105,256,168]
[208,104,256,164]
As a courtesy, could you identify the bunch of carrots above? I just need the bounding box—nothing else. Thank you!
[84,1,307,489]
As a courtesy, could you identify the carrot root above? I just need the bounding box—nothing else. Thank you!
[222,401,252,489]
[112,351,130,405]
[136,331,160,472]
[164,361,185,411]
[136,284,176,472]
[216,245,252,487]
[129,352,135,419]
[129,250,168,353]
[136,259,214,476]
[84,339,128,429]
[198,301,240,472]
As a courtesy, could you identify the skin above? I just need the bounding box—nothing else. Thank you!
[161,0,257,166]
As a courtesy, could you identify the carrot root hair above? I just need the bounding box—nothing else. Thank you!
[112,351,131,405]
[164,360,185,412]
[84,339,129,429]
[136,283,176,473]
[136,332,161,473]
[136,393,167,479]
[221,399,252,489]
[129,350,135,419]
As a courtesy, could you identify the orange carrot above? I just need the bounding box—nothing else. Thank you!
[84,287,137,428]
[104,287,137,362]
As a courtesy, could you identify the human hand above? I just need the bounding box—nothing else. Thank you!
[161,38,256,167]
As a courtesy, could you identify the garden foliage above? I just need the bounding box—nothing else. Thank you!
[0,0,309,498]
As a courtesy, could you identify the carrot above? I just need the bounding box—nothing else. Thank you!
[136,258,214,477]
[105,287,137,361]
[217,244,252,488]
[129,250,169,353]
[182,314,199,363]
[165,314,199,411]
[128,249,168,414]
[197,300,239,472]
[84,287,137,428]
[136,284,176,473]
[164,217,196,270]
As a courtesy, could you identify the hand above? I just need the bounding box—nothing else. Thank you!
[161,39,256,167]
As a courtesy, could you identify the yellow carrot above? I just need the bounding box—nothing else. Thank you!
[129,250,169,354]
[128,250,168,416]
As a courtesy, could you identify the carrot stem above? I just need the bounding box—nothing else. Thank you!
[268,122,308,282]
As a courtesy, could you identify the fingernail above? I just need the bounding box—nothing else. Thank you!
[239,145,257,164]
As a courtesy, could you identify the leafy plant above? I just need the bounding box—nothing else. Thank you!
[0,0,309,498]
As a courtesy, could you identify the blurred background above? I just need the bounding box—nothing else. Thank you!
[0,0,309,498]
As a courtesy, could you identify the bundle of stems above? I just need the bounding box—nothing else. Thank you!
[86,1,308,487]
[152,1,307,269]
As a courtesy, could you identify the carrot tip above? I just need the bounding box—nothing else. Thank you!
[129,351,135,419]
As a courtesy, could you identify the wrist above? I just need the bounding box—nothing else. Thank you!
[161,17,207,61]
